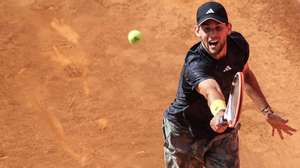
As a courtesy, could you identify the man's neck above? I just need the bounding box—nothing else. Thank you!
[214,44,227,60]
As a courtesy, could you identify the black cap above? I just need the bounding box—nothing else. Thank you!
[196,1,228,25]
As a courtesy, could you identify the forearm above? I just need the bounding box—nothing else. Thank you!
[206,88,225,106]
[196,79,225,115]
[196,79,229,133]
[196,79,225,105]
[244,68,270,113]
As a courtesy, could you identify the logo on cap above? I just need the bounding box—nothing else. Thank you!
[206,8,215,14]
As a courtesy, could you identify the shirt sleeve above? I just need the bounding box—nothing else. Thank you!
[184,55,213,90]
[230,31,250,71]
[240,38,249,69]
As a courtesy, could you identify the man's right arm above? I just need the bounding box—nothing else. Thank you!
[184,54,228,133]
[196,79,224,106]
[196,79,228,133]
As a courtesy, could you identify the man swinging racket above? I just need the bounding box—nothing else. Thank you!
[162,1,297,168]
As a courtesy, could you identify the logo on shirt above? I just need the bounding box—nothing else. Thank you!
[223,65,232,72]
[206,8,215,14]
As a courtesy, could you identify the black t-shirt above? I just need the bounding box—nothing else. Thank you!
[164,31,249,139]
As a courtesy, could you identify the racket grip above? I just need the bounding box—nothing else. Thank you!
[219,116,228,125]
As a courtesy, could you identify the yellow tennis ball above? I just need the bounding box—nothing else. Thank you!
[128,30,142,44]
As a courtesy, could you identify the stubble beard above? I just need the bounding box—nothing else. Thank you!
[208,40,226,59]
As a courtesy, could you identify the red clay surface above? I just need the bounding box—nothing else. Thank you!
[1,0,300,167]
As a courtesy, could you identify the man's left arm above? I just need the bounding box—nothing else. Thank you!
[243,63,297,139]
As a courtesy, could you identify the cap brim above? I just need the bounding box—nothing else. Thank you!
[198,15,227,25]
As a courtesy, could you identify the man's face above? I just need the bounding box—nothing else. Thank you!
[196,20,231,58]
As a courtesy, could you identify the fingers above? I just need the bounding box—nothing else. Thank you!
[213,121,228,133]
[210,121,228,133]
[218,116,227,126]
[282,129,294,136]
[210,114,228,133]
[267,113,296,139]
[281,125,297,136]
[277,129,284,140]
[216,125,228,133]
[272,124,297,139]
[284,125,297,132]
[217,117,229,129]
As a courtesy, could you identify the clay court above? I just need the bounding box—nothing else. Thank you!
[1,0,300,167]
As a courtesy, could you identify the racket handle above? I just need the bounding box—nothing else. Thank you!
[219,116,228,125]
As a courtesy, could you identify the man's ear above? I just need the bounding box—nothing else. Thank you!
[194,25,201,37]
[227,23,232,35]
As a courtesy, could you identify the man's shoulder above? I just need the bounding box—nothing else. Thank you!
[184,42,209,64]
[186,41,201,58]
[229,31,246,40]
[229,31,249,51]
[228,31,250,68]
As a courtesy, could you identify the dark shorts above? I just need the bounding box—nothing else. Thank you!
[162,117,240,168]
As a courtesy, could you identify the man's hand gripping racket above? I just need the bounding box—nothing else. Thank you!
[211,72,244,133]
[222,72,244,128]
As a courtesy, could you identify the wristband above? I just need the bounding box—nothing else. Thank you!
[261,106,273,115]
[261,105,271,113]
[210,99,226,116]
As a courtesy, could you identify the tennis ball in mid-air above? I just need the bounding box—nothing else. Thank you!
[128,30,142,44]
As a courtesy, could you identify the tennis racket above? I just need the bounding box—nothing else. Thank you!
[223,72,244,128]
